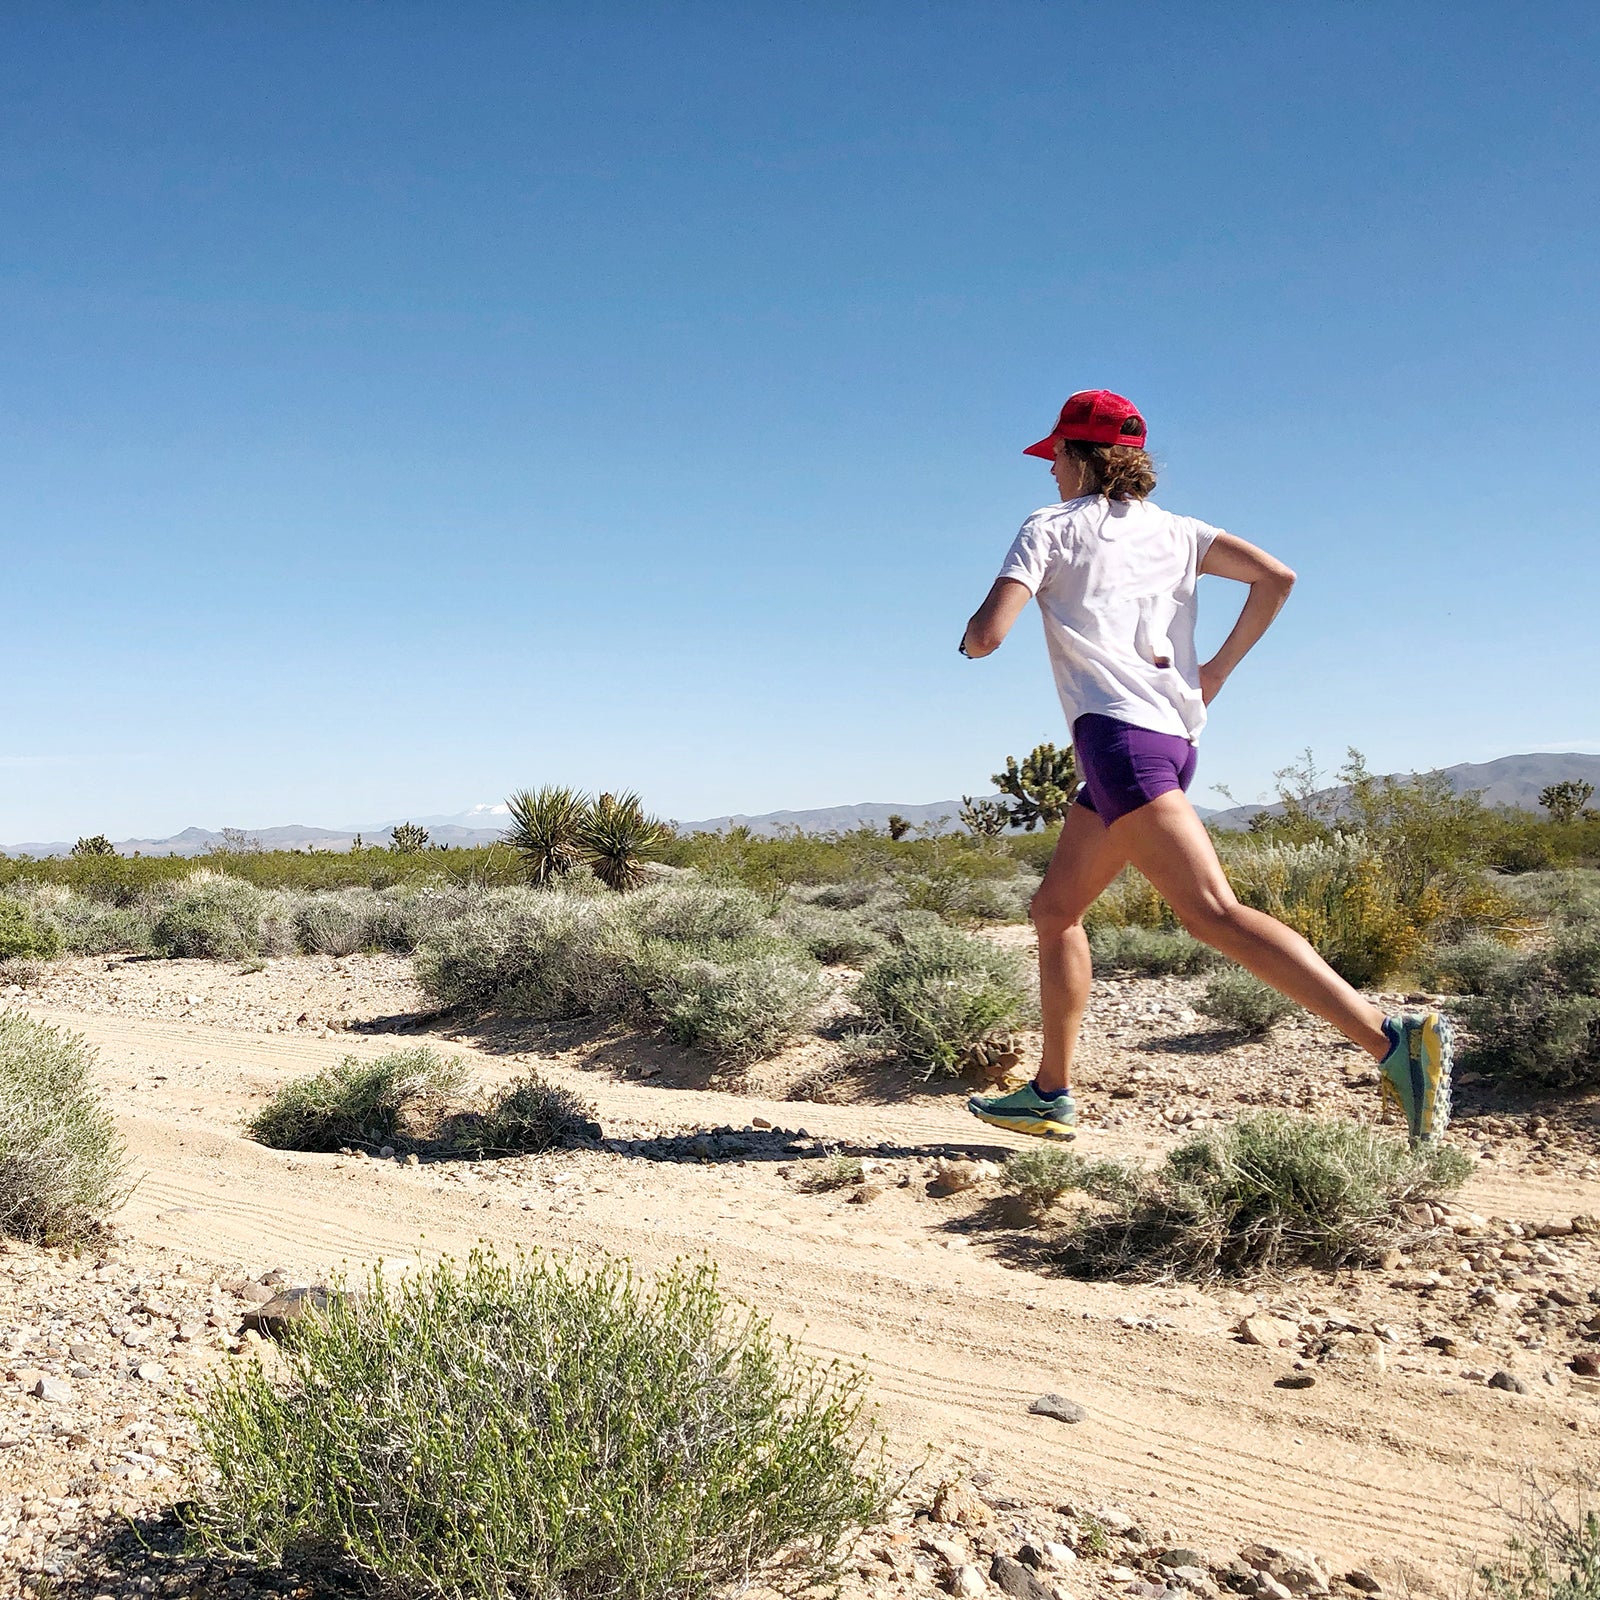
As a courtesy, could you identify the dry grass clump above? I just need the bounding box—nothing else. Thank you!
[800,1153,866,1192]
[0,1011,128,1242]
[1042,1112,1473,1281]
[189,1249,888,1599]
[151,873,267,959]
[0,893,63,961]
[248,1047,468,1154]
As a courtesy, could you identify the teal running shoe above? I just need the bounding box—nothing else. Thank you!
[1377,1011,1455,1142]
[967,1081,1077,1140]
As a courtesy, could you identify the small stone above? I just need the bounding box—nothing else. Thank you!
[1237,1315,1300,1348]
[1274,1373,1316,1390]
[1240,1541,1330,1596]
[752,1116,774,1129]
[1487,1370,1528,1394]
[848,1183,886,1205]
[1570,1353,1600,1378]
[236,1282,276,1305]
[1156,1549,1208,1569]
[133,1361,167,1381]
[1030,1392,1088,1424]
[949,1565,989,1599]
[1344,1571,1382,1594]
[931,1483,993,1527]
[990,1553,1058,1600]
[32,1377,71,1404]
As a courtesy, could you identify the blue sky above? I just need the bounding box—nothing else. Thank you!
[3,2,1597,841]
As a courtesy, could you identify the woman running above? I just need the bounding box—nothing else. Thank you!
[961,390,1451,1143]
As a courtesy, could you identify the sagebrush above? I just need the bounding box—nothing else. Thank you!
[249,1048,467,1153]
[0,1011,128,1242]
[1045,1112,1473,1281]
[189,1249,889,1599]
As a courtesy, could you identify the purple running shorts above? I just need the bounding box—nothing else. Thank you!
[1072,713,1198,826]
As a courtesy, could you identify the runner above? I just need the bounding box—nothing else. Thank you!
[959,390,1451,1143]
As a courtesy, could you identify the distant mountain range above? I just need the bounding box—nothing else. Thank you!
[2,752,1594,856]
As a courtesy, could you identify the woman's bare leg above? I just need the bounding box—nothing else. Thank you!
[1031,801,1130,1093]
[1109,791,1391,1059]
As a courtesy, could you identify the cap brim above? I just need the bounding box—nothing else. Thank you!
[1022,435,1060,460]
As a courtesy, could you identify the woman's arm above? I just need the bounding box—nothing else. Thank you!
[1196,533,1296,702]
[960,578,1033,658]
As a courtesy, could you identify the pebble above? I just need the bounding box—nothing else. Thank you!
[1029,1393,1088,1424]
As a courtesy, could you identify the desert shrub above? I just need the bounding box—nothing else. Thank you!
[1421,933,1520,995]
[1046,1112,1473,1281]
[1461,921,1600,1088]
[1000,1147,1116,1211]
[653,951,826,1064]
[1505,869,1600,925]
[415,879,824,1065]
[801,1154,865,1192]
[190,1249,888,1598]
[364,886,481,953]
[4,882,152,955]
[294,892,370,956]
[1481,1489,1600,1600]
[1219,836,1429,986]
[415,890,643,1019]
[249,1048,468,1153]
[852,926,1032,1077]
[1088,924,1217,976]
[778,902,890,967]
[0,957,43,986]
[626,878,772,945]
[0,1011,128,1242]
[1199,969,1298,1034]
[151,873,267,959]
[1084,866,1173,932]
[448,1074,598,1156]
[0,894,62,961]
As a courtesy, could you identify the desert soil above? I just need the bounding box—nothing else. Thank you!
[2,950,1599,1597]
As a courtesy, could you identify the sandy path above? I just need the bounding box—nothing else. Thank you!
[20,1001,1600,1586]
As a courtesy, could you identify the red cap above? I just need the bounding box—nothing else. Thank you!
[1023,390,1147,459]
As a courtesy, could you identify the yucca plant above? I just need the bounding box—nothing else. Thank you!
[579,791,668,891]
[504,785,589,886]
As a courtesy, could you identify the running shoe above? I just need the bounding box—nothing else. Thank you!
[967,1082,1078,1140]
[1377,1011,1454,1142]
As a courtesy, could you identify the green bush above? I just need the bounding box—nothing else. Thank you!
[0,1011,128,1242]
[1047,1112,1473,1281]
[654,952,826,1064]
[1199,969,1298,1034]
[249,1048,468,1153]
[189,1250,888,1599]
[1462,921,1600,1088]
[852,926,1032,1077]
[0,894,63,961]
[151,873,267,959]
[1088,923,1217,976]
[448,1074,598,1156]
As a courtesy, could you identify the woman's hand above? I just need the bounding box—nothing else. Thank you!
[1199,658,1227,704]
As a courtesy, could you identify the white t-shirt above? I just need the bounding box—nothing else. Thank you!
[996,495,1223,741]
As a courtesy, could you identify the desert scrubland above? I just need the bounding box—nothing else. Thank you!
[1,775,1598,1599]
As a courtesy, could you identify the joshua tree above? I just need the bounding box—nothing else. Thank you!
[958,796,1008,839]
[1540,780,1595,824]
[886,813,912,841]
[578,791,668,891]
[992,743,1078,831]
[70,834,116,857]
[504,785,589,886]
[389,821,430,854]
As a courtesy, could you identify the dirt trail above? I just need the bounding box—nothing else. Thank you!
[18,999,1600,1586]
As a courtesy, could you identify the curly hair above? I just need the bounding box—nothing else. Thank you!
[1058,432,1157,501]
